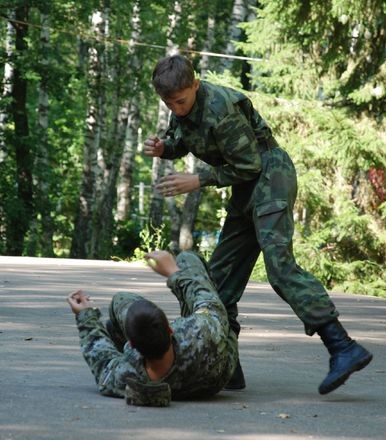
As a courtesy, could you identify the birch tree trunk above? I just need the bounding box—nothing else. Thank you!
[116,1,142,222]
[148,1,181,230]
[31,10,55,256]
[91,1,146,258]
[178,154,202,250]
[219,0,256,72]
[0,14,14,162]
[70,10,107,258]
[178,4,221,251]
[0,13,15,246]
[148,101,171,228]
[116,102,140,221]
[198,13,216,77]
[164,159,181,253]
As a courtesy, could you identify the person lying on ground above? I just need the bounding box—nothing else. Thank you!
[66,250,238,407]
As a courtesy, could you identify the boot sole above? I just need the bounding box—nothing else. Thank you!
[319,352,373,395]
[223,384,246,391]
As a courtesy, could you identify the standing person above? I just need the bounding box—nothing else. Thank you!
[67,250,237,407]
[143,54,373,395]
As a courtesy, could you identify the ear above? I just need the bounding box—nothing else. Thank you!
[192,78,200,91]
[167,326,173,335]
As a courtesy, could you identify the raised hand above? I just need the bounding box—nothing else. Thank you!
[156,173,200,197]
[145,251,180,277]
[67,290,92,314]
[143,135,165,157]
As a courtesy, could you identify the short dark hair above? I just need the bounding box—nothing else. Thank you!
[124,299,171,360]
[152,55,195,97]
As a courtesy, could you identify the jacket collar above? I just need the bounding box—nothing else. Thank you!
[176,82,206,126]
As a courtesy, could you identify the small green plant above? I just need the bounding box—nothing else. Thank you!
[133,223,167,261]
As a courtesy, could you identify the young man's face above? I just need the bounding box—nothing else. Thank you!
[160,79,199,117]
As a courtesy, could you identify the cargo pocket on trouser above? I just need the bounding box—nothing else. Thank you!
[253,199,294,249]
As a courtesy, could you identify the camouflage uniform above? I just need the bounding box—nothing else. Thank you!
[161,81,338,337]
[74,251,238,406]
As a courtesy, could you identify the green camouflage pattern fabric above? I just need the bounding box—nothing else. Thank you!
[74,251,238,407]
[161,81,338,337]
[162,80,269,187]
[209,148,338,336]
[125,378,171,407]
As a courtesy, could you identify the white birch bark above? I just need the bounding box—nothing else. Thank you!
[148,1,181,229]
[116,1,142,222]
[199,14,216,77]
[178,154,202,250]
[33,11,54,256]
[0,14,15,241]
[0,15,15,163]
[220,0,255,71]
[71,10,107,258]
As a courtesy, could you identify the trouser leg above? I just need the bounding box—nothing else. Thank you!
[173,251,216,317]
[107,292,144,350]
[262,240,338,335]
[209,204,260,335]
[209,203,259,390]
[253,147,338,335]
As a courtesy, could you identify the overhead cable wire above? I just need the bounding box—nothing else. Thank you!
[0,14,262,62]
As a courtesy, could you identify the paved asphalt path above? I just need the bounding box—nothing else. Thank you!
[0,256,385,440]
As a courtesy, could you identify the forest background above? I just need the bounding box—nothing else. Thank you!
[0,0,385,297]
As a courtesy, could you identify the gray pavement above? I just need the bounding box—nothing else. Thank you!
[0,256,385,440]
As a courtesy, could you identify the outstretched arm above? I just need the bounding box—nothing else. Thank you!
[66,290,138,397]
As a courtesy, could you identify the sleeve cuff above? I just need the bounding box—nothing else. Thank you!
[75,307,100,324]
[160,139,174,159]
[197,167,218,187]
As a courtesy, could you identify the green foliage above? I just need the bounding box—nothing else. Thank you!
[204,70,244,90]
[132,223,168,261]
[239,0,386,114]
[111,219,142,260]
[0,0,384,299]
[140,60,386,298]
[245,90,386,296]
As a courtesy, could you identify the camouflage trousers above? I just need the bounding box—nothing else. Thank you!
[108,292,144,346]
[209,146,338,336]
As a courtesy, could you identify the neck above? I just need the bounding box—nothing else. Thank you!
[145,343,175,381]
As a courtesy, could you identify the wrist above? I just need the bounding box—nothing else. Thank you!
[166,262,180,276]
[76,307,100,324]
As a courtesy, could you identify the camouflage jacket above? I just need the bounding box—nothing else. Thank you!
[74,252,238,406]
[161,80,273,187]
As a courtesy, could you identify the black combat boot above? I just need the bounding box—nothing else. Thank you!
[317,319,373,395]
[106,319,126,352]
[224,359,246,390]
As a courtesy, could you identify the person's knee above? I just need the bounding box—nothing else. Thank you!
[110,292,144,313]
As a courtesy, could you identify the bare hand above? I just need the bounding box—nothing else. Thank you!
[144,135,165,157]
[156,173,200,197]
[145,251,180,277]
[67,290,92,314]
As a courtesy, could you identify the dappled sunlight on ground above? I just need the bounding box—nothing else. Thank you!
[1,257,385,440]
